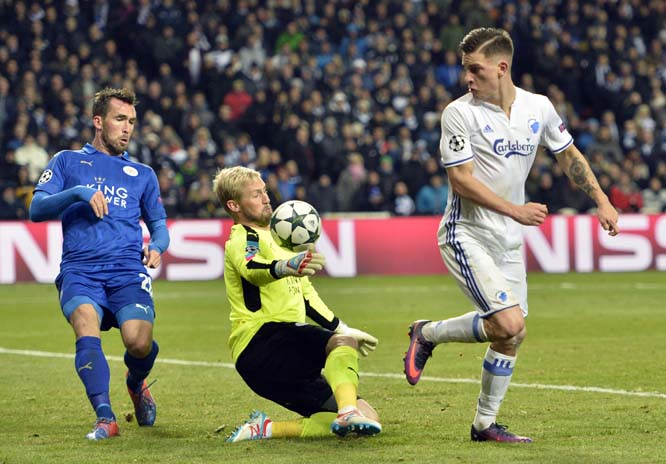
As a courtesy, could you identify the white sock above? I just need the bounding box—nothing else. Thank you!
[473,347,516,431]
[422,312,488,344]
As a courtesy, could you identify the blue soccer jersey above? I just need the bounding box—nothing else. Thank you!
[35,143,166,271]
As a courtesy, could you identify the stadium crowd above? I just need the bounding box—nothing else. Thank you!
[1,0,666,220]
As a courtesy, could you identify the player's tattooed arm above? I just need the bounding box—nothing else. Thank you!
[555,145,602,200]
[555,144,619,236]
[567,156,595,196]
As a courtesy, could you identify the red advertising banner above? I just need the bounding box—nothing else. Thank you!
[1,215,665,283]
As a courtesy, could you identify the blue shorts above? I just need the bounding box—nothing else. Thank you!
[56,265,155,331]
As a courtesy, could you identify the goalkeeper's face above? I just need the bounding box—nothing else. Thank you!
[236,178,272,228]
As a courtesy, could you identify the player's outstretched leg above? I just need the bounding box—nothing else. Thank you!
[331,407,382,437]
[227,410,272,442]
[86,418,119,441]
[471,423,532,443]
[404,320,435,385]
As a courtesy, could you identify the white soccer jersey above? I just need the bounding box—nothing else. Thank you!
[438,87,573,250]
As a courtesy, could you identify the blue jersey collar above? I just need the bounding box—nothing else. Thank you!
[82,143,130,160]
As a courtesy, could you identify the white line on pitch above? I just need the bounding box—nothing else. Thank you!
[2,346,665,400]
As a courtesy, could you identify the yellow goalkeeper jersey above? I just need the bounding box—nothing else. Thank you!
[224,223,338,362]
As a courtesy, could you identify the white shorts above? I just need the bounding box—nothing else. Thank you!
[440,236,528,318]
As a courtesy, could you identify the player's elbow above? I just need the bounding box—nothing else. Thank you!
[448,175,468,197]
[29,200,47,222]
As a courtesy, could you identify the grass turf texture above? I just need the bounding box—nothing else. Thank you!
[1,272,665,463]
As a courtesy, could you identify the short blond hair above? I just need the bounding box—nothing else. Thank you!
[213,166,262,214]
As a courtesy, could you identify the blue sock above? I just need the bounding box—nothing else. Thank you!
[75,336,115,420]
[125,340,159,393]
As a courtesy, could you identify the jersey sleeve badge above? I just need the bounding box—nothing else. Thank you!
[449,135,466,152]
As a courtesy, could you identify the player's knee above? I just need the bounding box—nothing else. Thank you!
[486,310,525,341]
[502,317,525,340]
[511,325,527,349]
[124,337,153,358]
[325,334,358,355]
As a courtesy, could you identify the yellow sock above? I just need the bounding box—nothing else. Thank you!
[272,419,304,438]
[322,345,359,411]
[301,412,337,438]
[333,383,357,411]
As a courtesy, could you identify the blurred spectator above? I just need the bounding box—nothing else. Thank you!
[14,133,49,183]
[531,172,565,213]
[560,180,597,214]
[0,0,665,220]
[308,174,338,214]
[184,171,218,218]
[152,25,184,70]
[642,177,666,213]
[416,174,448,215]
[586,126,624,164]
[157,166,183,217]
[265,172,282,208]
[223,79,253,121]
[14,165,34,211]
[610,172,644,213]
[0,186,27,220]
[336,153,366,212]
[0,149,20,189]
[435,50,462,90]
[354,170,387,212]
[392,181,415,216]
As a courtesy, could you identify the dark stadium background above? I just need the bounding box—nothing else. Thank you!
[1,0,666,220]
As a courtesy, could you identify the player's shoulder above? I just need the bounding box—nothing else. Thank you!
[516,87,551,108]
[446,92,475,111]
[227,224,271,259]
[442,93,475,120]
[120,157,158,180]
[51,147,87,161]
[123,157,155,172]
[229,223,259,244]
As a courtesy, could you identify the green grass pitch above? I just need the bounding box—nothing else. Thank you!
[1,272,665,463]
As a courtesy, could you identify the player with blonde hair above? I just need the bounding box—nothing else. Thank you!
[215,166,381,442]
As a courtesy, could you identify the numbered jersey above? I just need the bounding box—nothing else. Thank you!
[438,87,573,250]
[35,143,166,272]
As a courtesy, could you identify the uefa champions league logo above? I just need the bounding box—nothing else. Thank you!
[448,135,466,152]
[38,169,53,184]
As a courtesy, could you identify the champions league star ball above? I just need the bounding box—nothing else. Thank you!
[270,200,322,252]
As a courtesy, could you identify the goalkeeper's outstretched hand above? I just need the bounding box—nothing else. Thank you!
[274,250,326,278]
[335,321,378,356]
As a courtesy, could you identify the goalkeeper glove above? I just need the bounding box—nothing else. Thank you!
[274,250,325,278]
[335,321,378,356]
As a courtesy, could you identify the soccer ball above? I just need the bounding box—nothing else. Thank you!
[270,200,322,252]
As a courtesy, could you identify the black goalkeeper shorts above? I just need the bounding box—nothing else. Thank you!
[235,321,337,417]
